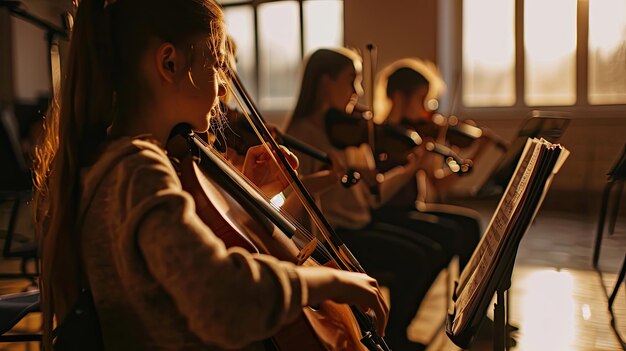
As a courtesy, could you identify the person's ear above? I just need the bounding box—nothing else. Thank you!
[156,43,179,83]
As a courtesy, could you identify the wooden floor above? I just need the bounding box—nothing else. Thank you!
[408,199,626,351]
[0,199,624,351]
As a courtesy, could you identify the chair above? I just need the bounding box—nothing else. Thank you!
[0,289,41,344]
[0,190,39,284]
[0,107,39,285]
[592,142,626,268]
[609,254,626,312]
[592,143,626,342]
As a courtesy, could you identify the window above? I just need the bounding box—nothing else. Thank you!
[524,0,577,106]
[462,0,515,107]
[588,0,626,105]
[221,0,344,111]
[461,0,626,108]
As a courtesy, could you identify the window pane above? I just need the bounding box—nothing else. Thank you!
[462,0,515,107]
[258,1,301,111]
[220,0,250,5]
[223,6,257,100]
[588,0,626,105]
[524,0,576,106]
[303,0,343,55]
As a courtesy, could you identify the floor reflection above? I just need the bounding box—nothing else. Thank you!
[410,209,626,351]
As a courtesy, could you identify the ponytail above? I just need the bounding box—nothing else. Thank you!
[35,0,116,347]
[34,0,225,348]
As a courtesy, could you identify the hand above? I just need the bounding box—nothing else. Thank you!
[326,150,349,183]
[406,144,426,166]
[298,266,389,336]
[479,126,508,149]
[241,144,299,198]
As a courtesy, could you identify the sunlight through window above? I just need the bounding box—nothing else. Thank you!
[303,0,343,56]
[588,0,626,105]
[462,0,515,107]
[223,7,257,99]
[258,1,301,111]
[525,0,577,106]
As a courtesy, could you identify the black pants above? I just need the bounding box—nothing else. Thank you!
[336,224,447,350]
[372,203,482,272]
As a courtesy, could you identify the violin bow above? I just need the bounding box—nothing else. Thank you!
[366,43,377,152]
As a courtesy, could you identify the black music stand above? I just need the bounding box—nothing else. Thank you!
[445,248,518,351]
[446,139,567,350]
[476,111,570,198]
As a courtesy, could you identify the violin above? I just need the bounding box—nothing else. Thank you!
[405,113,508,152]
[325,108,473,175]
[168,71,391,351]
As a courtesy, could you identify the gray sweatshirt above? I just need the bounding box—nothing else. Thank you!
[79,136,306,350]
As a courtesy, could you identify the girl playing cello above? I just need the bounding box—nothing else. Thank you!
[33,0,388,349]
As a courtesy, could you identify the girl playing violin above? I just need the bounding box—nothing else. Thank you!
[372,61,482,273]
[375,59,503,199]
[286,48,451,351]
[33,0,388,349]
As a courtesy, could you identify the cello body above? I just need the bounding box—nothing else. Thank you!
[170,137,367,351]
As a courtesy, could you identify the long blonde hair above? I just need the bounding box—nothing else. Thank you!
[32,0,226,347]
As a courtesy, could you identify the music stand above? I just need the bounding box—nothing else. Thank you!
[446,138,569,350]
[476,111,570,198]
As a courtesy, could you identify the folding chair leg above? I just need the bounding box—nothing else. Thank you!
[608,255,626,310]
[593,181,614,268]
[608,180,623,236]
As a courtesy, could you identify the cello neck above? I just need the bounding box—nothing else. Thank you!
[222,71,392,351]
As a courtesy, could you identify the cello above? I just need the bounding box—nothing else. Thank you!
[167,70,391,351]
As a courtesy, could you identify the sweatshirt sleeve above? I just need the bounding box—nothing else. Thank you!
[122,147,307,348]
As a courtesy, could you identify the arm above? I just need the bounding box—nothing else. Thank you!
[127,148,388,347]
[414,148,463,198]
[371,157,421,208]
[279,148,345,223]
[127,154,305,347]
[240,144,299,198]
[280,169,339,224]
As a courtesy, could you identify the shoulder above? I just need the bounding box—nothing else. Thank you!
[81,136,181,208]
[98,137,174,179]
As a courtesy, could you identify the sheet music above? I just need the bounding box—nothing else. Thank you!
[456,139,538,294]
[450,138,568,335]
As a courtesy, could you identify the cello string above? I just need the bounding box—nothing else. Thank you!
[220,71,355,267]
[190,130,336,263]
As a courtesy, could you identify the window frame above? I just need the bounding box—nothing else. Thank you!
[443,0,626,120]
[222,0,342,112]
